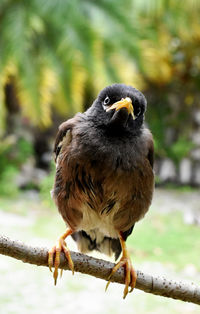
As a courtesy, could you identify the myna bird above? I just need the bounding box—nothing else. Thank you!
[48,83,154,299]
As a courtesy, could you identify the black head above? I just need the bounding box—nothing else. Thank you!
[86,84,147,134]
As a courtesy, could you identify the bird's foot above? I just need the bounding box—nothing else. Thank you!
[105,255,137,299]
[105,231,137,299]
[48,229,74,285]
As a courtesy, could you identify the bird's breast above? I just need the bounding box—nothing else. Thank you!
[54,125,154,235]
[63,158,153,235]
[77,202,120,238]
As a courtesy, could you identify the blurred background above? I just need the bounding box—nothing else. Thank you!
[0,1,200,313]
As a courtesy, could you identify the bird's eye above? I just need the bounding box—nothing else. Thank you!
[103,96,110,106]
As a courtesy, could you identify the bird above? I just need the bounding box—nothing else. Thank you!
[48,83,154,299]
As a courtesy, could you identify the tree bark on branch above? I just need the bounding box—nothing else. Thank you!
[0,235,200,305]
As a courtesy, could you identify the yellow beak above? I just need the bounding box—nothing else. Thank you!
[106,97,135,119]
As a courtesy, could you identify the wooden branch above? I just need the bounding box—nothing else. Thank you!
[0,235,200,305]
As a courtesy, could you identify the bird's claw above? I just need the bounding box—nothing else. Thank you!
[105,256,137,299]
[48,237,74,285]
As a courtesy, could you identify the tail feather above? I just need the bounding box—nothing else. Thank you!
[71,225,134,261]
[71,231,121,260]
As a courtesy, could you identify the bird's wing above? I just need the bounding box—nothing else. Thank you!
[119,141,153,241]
[54,118,75,162]
[147,138,154,169]
[113,129,154,235]
[119,142,154,242]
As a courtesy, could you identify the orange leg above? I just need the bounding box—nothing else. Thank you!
[105,232,137,299]
[48,228,74,285]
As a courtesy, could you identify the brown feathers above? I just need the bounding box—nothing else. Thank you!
[51,84,154,258]
[52,114,154,235]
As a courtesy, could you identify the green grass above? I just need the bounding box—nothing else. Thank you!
[1,193,199,272]
[1,194,199,271]
[161,183,199,192]
[128,210,200,271]
[0,193,200,314]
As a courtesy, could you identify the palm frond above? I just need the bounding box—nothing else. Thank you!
[39,67,57,127]
[141,31,173,84]
[0,84,6,136]
[0,61,18,135]
[70,56,87,113]
[1,0,200,129]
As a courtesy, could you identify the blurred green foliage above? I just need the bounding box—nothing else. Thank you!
[0,165,19,197]
[0,136,33,196]
[167,137,195,165]
[39,162,55,207]
[0,0,200,175]
[0,0,200,127]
